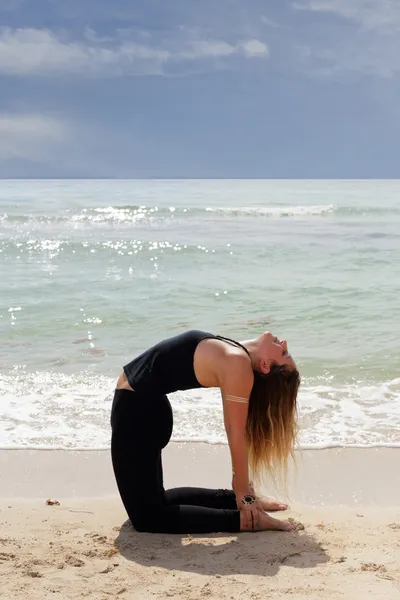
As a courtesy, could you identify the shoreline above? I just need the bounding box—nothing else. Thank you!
[2,441,400,450]
[1,444,399,506]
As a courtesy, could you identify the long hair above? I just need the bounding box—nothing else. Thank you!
[246,363,300,482]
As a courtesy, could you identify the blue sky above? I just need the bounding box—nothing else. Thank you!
[0,0,399,177]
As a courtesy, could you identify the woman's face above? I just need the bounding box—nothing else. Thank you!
[259,331,296,373]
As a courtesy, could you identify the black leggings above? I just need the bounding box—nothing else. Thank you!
[111,389,240,534]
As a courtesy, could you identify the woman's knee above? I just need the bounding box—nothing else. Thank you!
[129,508,179,534]
[129,509,160,533]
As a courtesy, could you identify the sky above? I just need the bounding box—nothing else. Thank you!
[0,0,399,178]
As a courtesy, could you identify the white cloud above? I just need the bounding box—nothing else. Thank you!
[0,113,70,159]
[186,40,236,59]
[182,39,268,60]
[240,39,269,58]
[292,0,400,79]
[0,27,269,77]
[261,15,282,29]
[293,0,400,32]
[0,28,170,76]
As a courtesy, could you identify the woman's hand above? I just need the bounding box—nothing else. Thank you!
[236,493,265,516]
[234,482,301,532]
[232,475,265,514]
[233,475,289,512]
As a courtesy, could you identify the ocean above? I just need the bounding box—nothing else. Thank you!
[1,179,399,450]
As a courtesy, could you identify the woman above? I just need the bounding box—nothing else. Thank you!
[111,329,300,534]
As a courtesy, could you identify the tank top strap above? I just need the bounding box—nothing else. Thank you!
[214,335,251,358]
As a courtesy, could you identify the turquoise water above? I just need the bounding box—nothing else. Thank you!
[1,179,399,449]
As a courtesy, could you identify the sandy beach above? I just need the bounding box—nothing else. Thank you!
[1,445,399,599]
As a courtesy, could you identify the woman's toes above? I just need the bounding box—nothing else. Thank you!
[261,515,304,532]
[259,496,289,512]
[259,515,292,531]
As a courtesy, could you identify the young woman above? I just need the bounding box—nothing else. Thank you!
[111,329,300,534]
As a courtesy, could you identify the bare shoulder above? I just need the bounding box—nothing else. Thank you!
[218,353,254,398]
[194,337,253,390]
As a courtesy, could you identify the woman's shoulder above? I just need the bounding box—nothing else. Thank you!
[216,346,253,387]
[219,354,254,398]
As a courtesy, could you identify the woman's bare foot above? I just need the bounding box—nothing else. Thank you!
[240,510,299,532]
[258,496,289,512]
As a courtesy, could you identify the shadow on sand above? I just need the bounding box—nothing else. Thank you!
[115,520,329,578]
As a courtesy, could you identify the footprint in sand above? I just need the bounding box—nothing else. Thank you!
[83,549,100,558]
[361,562,387,573]
[65,555,85,567]
[100,566,114,574]
[85,533,108,542]
[359,562,394,579]
[0,552,16,561]
[25,570,42,578]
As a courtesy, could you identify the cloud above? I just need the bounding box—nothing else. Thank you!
[293,0,400,32]
[0,27,269,77]
[292,0,400,79]
[182,39,268,60]
[0,113,70,159]
[240,39,269,58]
[0,28,169,76]
[261,15,285,29]
[182,40,236,59]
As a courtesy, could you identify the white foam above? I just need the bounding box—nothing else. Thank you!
[0,371,399,450]
[0,371,114,450]
[205,205,336,217]
[70,206,148,224]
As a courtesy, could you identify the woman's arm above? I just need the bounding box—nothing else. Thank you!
[224,404,250,495]
[220,356,254,501]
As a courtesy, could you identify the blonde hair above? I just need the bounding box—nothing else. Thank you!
[246,364,300,483]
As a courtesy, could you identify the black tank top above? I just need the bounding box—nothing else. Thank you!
[123,329,250,396]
